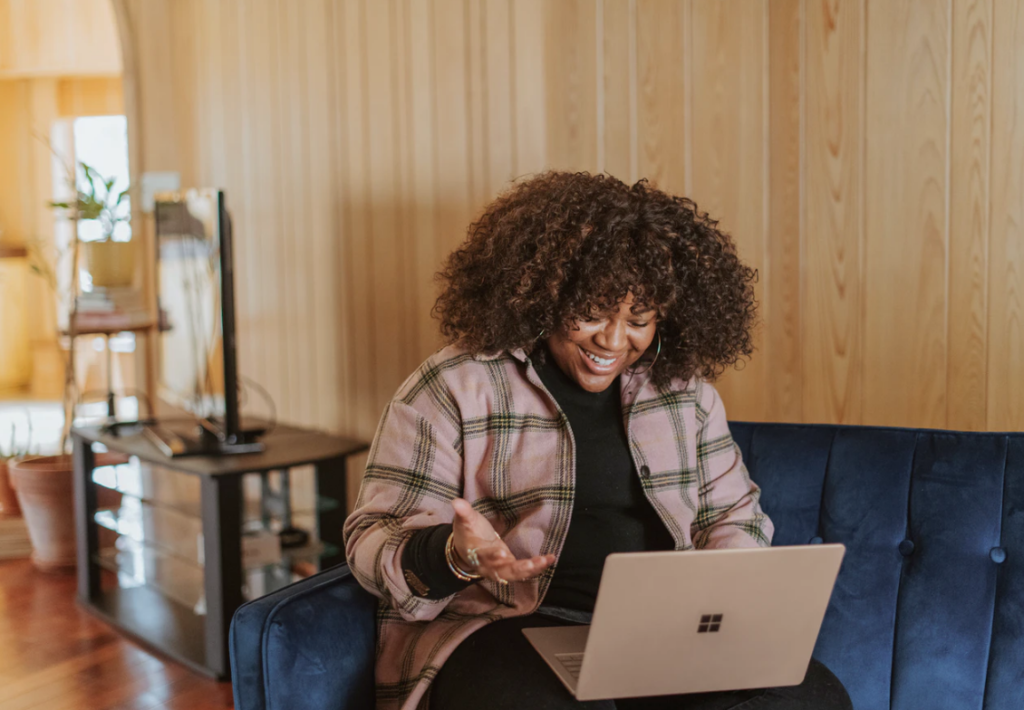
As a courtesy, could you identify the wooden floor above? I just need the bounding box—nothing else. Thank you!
[0,559,234,710]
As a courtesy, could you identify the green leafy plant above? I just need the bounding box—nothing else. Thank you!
[48,162,131,242]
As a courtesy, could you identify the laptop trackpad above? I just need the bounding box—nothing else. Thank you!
[522,626,591,693]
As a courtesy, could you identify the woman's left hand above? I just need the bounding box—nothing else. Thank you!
[451,498,556,584]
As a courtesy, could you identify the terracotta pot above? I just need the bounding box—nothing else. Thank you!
[10,452,128,573]
[0,459,21,516]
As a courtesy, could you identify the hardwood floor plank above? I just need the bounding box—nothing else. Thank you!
[0,561,232,710]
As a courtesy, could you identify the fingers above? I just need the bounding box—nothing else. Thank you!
[450,499,557,584]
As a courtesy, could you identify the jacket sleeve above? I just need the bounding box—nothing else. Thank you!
[690,381,774,550]
[343,390,465,622]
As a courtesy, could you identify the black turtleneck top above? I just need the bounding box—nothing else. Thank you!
[532,349,674,611]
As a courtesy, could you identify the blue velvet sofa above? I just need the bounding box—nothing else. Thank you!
[230,421,1024,710]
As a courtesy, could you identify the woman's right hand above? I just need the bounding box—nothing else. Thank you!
[451,498,556,584]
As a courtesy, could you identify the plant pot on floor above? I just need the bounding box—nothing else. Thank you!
[10,452,126,573]
[0,459,21,516]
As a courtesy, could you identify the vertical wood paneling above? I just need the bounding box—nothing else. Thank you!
[512,0,546,176]
[601,0,634,180]
[803,0,864,425]
[765,0,803,423]
[432,0,474,372]
[115,0,1024,442]
[234,0,268,405]
[483,0,515,199]
[689,0,768,421]
[407,0,442,365]
[365,0,405,415]
[989,0,1024,430]
[863,0,949,429]
[327,0,354,433]
[282,0,316,425]
[340,0,375,436]
[948,0,991,430]
[248,0,286,422]
[466,1,488,210]
[635,0,687,196]
[390,0,418,381]
[544,0,598,173]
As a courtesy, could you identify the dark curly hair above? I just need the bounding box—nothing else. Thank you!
[432,171,759,387]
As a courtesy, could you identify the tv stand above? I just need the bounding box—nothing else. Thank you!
[71,422,370,679]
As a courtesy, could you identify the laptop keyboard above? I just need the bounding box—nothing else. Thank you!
[555,652,585,679]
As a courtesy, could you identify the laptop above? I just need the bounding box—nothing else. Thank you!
[522,544,845,701]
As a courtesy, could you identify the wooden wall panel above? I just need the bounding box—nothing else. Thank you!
[765,0,802,423]
[635,0,687,196]
[863,0,949,429]
[803,0,864,425]
[989,0,1024,430]
[545,0,598,173]
[601,0,635,181]
[948,0,991,430]
[689,0,767,422]
[116,0,1024,444]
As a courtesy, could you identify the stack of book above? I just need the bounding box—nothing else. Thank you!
[74,287,152,332]
[0,515,31,560]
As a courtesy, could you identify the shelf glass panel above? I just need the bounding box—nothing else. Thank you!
[94,505,339,573]
[96,536,206,612]
[92,457,201,517]
[94,496,203,565]
[91,458,340,522]
[96,534,338,610]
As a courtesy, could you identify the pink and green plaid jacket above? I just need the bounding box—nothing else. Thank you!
[343,345,774,710]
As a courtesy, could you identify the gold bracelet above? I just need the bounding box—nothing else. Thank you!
[445,532,483,581]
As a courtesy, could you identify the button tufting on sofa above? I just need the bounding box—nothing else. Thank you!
[809,536,823,544]
[898,539,915,557]
[991,546,1007,564]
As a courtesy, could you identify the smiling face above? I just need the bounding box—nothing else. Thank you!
[545,293,659,393]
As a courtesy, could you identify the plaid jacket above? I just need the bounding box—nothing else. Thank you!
[343,345,774,710]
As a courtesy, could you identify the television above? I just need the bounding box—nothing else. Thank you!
[152,189,264,455]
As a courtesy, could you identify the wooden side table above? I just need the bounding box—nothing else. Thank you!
[72,421,368,679]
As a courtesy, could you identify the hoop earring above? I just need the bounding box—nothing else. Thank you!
[632,332,661,375]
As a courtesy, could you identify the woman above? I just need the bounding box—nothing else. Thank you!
[344,172,851,710]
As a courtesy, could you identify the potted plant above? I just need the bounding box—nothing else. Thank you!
[13,160,131,572]
[70,164,134,288]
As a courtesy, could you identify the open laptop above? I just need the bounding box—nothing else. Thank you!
[522,544,845,701]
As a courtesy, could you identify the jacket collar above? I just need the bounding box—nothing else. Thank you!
[472,347,657,407]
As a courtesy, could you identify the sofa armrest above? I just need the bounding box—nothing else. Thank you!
[230,563,378,710]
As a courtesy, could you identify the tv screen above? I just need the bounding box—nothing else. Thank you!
[154,189,229,428]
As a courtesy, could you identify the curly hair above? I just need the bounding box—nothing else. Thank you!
[432,171,759,387]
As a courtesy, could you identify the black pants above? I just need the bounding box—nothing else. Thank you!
[429,615,853,710]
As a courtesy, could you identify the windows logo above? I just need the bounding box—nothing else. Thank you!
[698,614,723,633]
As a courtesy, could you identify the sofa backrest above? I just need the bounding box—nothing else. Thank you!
[730,422,1024,710]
